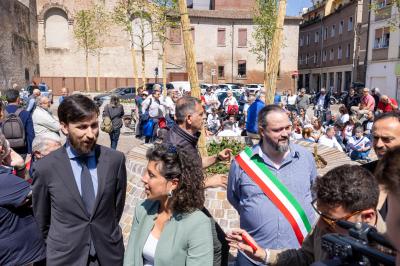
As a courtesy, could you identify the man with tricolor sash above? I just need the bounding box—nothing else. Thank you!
[227,105,318,266]
[227,165,385,265]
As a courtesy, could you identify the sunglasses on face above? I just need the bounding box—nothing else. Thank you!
[311,199,363,229]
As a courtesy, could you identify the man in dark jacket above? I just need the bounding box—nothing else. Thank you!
[163,96,231,266]
[343,88,360,112]
[5,89,35,159]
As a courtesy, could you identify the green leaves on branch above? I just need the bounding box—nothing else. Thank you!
[206,138,247,175]
[250,0,278,63]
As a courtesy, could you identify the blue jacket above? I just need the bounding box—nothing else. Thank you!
[5,104,35,154]
[246,98,265,134]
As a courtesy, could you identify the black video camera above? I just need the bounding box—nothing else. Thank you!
[312,220,396,266]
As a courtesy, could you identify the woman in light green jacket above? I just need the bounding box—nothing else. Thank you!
[124,144,213,266]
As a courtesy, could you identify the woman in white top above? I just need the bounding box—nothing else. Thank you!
[222,90,238,114]
[124,144,213,266]
[338,105,350,124]
[286,90,297,111]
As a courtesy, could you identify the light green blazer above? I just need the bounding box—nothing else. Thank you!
[124,199,213,266]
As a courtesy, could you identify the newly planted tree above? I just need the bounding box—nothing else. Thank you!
[251,0,278,80]
[151,0,179,94]
[114,0,140,90]
[74,9,97,91]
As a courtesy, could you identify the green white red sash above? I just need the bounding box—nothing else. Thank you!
[235,147,312,245]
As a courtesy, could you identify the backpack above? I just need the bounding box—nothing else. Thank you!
[100,106,113,133]
[2,108,26,149]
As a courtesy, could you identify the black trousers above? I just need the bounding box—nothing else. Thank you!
[201,207,229,266]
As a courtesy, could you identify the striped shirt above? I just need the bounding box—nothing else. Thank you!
[228,143,317,265]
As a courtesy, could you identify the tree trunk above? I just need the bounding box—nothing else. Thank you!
[177,0,207,157]
[141,45,146,86]
[131,45,139,92]
[96,51,100,92]
[162,41,167,97]
[85,51,90,92]
[264,0,287,104]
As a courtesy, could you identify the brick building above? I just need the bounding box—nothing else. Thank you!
[33,0,300,93]
[0,0,39,90]
[298,0,369,93]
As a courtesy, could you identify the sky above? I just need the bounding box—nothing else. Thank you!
[286,0,312,16]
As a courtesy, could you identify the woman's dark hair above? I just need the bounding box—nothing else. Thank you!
[110,94,120,106]
[58,94,99,124]
[339,105,348,114]
[146,143,205,213]
[313,165,379,212]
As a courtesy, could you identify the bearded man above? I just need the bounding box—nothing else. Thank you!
[228,104,317,266]
[32,94,127,266]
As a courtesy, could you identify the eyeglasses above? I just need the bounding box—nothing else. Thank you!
[311,199,363,229]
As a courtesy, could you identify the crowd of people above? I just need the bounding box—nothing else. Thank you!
[1,83,400,266]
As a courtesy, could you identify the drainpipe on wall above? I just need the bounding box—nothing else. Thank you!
[364,0,372,83]
[231,21,234,83]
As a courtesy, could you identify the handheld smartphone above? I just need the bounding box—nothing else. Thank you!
[242,233,257,253]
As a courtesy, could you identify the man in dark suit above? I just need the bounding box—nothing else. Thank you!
[32,94,127,265]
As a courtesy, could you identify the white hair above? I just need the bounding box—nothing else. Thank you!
[32,133,62,154]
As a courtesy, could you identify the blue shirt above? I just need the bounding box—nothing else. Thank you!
[246,98,265,134]
[274,94,281,105]
[228,143,317,264]
[65,143,98,197]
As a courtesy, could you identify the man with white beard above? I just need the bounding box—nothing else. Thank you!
[228,105,318,266]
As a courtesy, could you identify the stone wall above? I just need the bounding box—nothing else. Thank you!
[0,0,39,90]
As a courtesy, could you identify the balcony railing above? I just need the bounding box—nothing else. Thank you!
[372,47,389,61]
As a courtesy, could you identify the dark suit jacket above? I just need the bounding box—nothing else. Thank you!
[32,145,127,266]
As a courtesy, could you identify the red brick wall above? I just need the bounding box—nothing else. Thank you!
[213,0,255,11]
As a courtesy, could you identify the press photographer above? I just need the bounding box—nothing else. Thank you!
[226,165,386,265]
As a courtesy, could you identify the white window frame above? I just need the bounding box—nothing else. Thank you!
[323,50,327,62]
[339,21,343,34]
[348,17,353,31]
[338,46,342,59]
[315,31,319,43]
[374,29,390,48]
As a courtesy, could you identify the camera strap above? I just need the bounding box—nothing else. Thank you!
[236,147,312,245]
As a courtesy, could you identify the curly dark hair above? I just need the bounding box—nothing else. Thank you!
[375,146,400,196]
[146,143,205,213]
[312,165,379,212]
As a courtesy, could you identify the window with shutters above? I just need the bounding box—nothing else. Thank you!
[218,65,225,79]
[197,62,203,80]
[374,27,390,48]
[238,28,247,47]
[324,27,328,40]
[238,60,247,78]
[170,26,181,44]
[348,17,353,31]
[339,21,343,34]
[217,28,226,46]
[338,46,342,59]
[331,25,336,37]
[330,49,334,60]
[315,31,319,43]
[323,50,327,62]
[346,43,351,58]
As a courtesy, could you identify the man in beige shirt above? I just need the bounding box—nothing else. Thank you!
[227,164,385,265]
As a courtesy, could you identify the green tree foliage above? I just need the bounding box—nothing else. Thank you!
[74,9,97,91]
[250,0,278,66]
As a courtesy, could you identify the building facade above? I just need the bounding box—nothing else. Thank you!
[0,0,39,90]
[366,0,400,100]
[298,0,368,93]
[34,0,300,93]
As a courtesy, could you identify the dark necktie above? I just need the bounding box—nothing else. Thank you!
[79,156,96,256]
